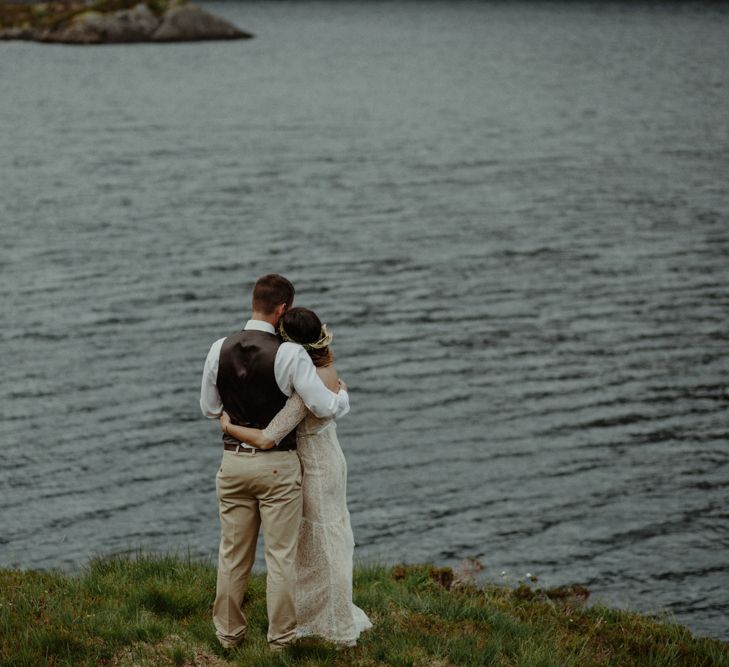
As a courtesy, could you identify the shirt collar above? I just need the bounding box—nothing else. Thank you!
[244,319,276,334]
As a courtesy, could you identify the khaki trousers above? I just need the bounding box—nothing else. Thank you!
[213,449,302,649]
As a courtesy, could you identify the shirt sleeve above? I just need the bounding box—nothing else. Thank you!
[200,338,225,418]
[274,342,350,419]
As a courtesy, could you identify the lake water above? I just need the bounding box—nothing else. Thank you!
[1,0,728,641]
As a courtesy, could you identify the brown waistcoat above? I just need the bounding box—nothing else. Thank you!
[216,329,297,451]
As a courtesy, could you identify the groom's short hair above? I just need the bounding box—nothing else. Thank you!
[252,274,295,314]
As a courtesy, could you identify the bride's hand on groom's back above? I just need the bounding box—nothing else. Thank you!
[219,411,231,433]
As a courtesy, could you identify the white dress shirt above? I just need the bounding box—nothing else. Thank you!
[200,319,350,423]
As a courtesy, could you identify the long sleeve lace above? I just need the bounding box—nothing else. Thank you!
[262,393,309,445]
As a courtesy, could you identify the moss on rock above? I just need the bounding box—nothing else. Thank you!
[0,0,252,43]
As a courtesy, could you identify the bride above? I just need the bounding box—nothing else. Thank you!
[219,307,372,646]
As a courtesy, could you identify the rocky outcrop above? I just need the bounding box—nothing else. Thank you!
[48,3,159,43]
[151,4,244,42]
[0,0,253,43]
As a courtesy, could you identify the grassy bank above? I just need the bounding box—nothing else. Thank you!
[1,554,726,667]
[0,0,171,31]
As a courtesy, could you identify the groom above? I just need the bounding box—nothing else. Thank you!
[199,273,350,650]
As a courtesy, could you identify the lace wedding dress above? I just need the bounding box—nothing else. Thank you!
[263,393,372,645]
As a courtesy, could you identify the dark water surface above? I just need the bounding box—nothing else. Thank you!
[1,0,728,641]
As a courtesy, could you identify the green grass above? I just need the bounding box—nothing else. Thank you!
[0,0,181,30]
[0,556,726,667]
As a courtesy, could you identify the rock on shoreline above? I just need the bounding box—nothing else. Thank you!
[0,0,252,43]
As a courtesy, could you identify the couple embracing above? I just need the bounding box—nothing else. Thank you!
[199,274,372,651]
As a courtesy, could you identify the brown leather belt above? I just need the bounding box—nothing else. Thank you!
[223,443,295,453]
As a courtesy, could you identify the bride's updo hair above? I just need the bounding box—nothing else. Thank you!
[279,307,335,368]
